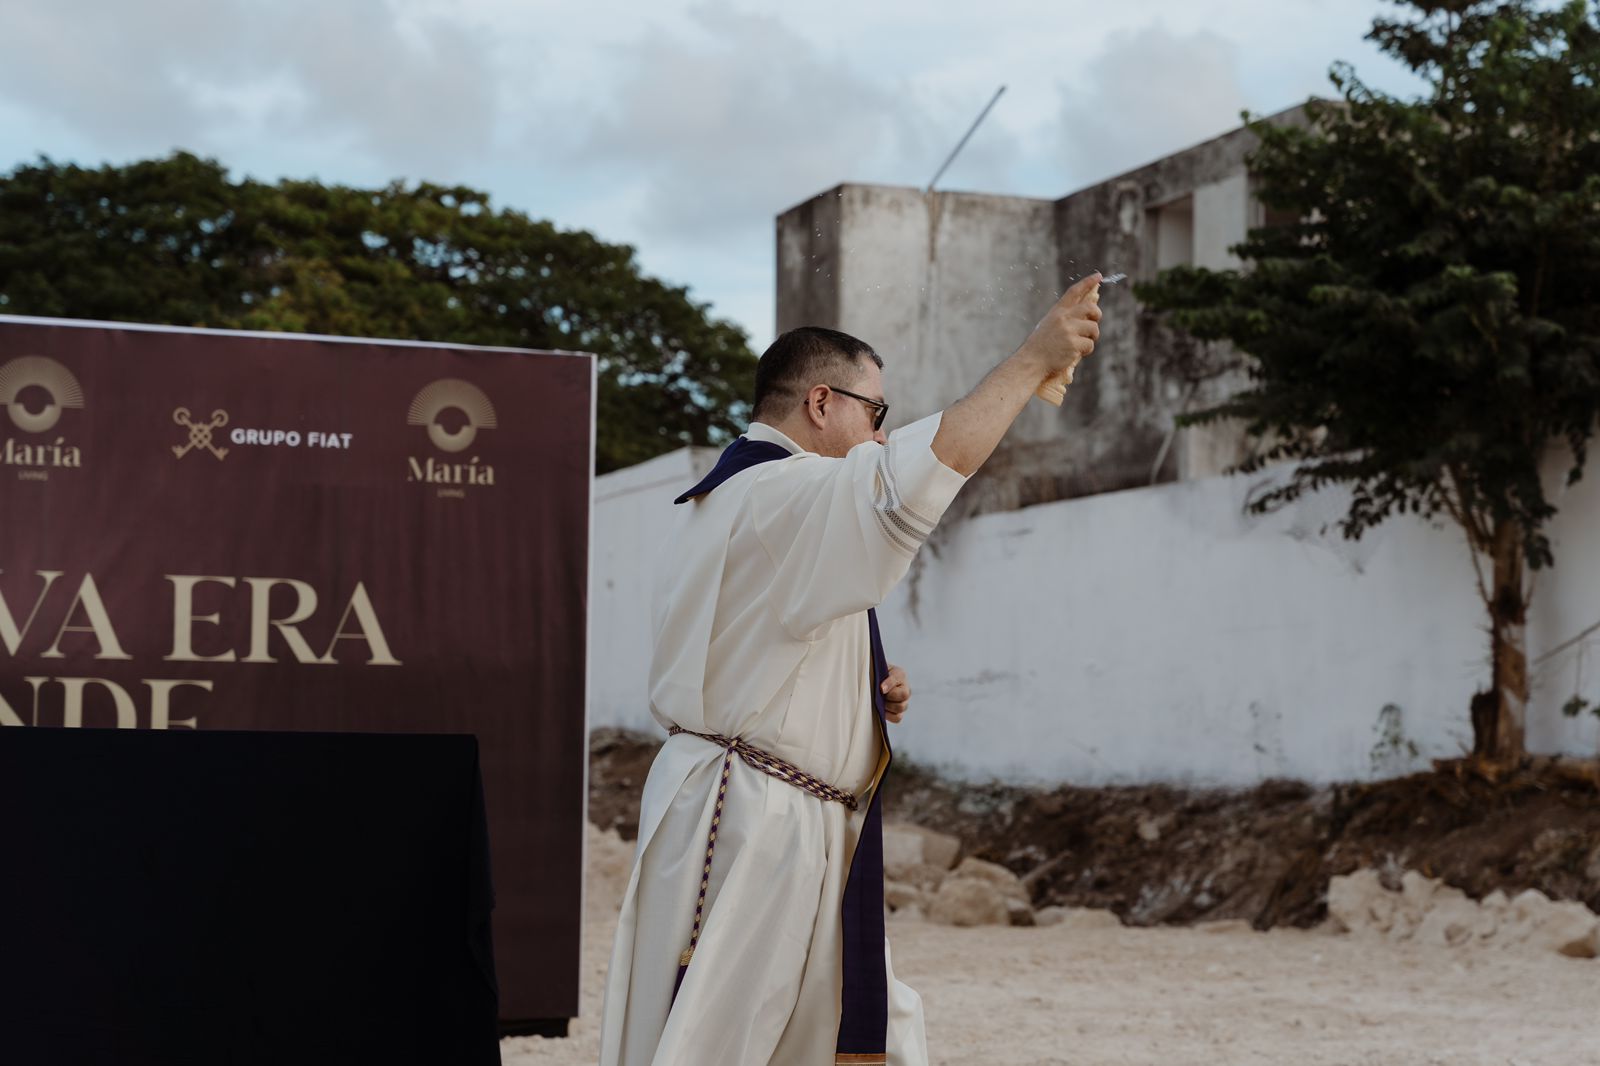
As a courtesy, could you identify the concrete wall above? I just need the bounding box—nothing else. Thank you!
[588,445,1600,786]
[778,183,1060,432]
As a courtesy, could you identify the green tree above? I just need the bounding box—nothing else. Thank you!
[1137,0,1600,765]
[0,153,757,472]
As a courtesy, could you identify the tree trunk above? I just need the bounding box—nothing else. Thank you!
[1470,519,1528,764]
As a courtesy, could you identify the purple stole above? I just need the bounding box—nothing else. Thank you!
[676,436,890,1063]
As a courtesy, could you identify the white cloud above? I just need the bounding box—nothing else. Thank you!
[1052,25,1251,190]
[568,3,1020,242]
[0,0,502,175]
[258,5,500,173]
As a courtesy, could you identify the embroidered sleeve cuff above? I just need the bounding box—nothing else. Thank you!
[871,412,967,555]
[887,411,967,513]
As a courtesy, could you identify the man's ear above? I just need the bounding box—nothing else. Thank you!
[805,385,828,428]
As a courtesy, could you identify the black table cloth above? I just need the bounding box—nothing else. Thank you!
[0,727,501,1066]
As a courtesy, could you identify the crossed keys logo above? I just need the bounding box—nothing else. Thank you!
[172,407,229,461]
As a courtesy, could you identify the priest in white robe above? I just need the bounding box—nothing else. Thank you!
[598,273,1105,1066]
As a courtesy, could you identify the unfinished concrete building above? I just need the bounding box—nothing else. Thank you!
[774,104,1310,518]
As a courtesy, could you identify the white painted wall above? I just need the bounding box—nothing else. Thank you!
[589,444,1600,786]
[588,444,717,736]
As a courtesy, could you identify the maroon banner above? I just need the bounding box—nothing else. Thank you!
[0,315,592,1023]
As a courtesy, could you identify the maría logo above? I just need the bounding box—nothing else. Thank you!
[406,378,496,491]
[0,356,85,478]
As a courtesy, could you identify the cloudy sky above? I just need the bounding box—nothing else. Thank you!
[0,0,1430,350]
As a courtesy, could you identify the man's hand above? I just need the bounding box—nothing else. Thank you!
[881,663,911,724]
[930,270,1106,477]
[1018,272,1102,383]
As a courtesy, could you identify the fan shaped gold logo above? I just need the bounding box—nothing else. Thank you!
[0,356,84,434]
[407,379,497,454]
[405,378,498,494]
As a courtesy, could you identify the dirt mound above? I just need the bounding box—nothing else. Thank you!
[588,728,661,840]
[587,728,1600,930]
[886,755,1600,929]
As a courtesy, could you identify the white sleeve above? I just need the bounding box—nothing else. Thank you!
[750,411,968,639]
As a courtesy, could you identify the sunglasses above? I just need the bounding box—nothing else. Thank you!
[826,385,889,431]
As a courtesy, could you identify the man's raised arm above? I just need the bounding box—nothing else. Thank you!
[931,273,1103,477]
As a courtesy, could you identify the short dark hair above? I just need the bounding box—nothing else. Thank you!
[751,327,883,423]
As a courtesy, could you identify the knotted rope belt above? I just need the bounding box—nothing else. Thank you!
[667,726,859,996]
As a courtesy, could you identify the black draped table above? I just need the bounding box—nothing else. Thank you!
[0,728,501,1066]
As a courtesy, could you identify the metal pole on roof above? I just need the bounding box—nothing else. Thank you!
[925,85,1006,194]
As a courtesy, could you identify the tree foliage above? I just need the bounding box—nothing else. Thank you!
[1137,0,1600,761]
[0,152,757,472]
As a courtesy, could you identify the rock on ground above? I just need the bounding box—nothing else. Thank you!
[948,856,1029,904]
[883,822,962,873]
[927,877,1011,927]
[1327,868,1600,958]
[921,852,1038,927]
[885,880,926,913]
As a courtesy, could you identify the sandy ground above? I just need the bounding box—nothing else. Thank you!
[503,887,1599,1066]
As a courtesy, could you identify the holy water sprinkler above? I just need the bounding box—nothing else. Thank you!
[1033,270,1123,406]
